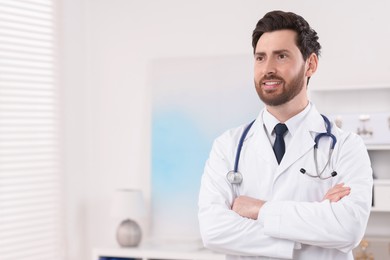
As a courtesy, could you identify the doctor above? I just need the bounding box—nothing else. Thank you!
[198,10,373,260]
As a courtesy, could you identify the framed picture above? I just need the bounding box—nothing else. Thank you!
[150,55,260,239]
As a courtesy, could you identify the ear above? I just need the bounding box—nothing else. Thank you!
[305,53,318,77]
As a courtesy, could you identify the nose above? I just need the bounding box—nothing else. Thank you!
[255,58,277,79]
[263,59,277,76]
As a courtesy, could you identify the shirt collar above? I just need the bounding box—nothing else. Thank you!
[263,102,312,137]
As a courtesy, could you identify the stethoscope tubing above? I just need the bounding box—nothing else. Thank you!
[233,120,256,173]
[228,114,337,184]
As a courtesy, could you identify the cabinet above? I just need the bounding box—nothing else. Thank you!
[92,246,225,260]
[309,85,390,213]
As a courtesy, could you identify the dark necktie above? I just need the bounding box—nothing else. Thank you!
[273,123,288,164]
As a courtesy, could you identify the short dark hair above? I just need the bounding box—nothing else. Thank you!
[252,10,321,60]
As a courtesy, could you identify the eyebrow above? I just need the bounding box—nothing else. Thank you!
[254,49,291,56]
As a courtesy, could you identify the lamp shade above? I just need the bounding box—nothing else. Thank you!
[110,189,146,219]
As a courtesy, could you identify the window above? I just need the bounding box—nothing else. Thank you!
[0,0,64,259]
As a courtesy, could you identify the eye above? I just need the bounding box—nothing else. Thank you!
[255,55,264,62]
[278,53,287,60]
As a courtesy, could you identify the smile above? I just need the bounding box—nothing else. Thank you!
[262,81,283,90]
[263,81,282,85]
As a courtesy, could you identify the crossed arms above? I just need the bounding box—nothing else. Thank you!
[232,183,351,220]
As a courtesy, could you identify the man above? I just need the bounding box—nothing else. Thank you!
[198,11,373,260]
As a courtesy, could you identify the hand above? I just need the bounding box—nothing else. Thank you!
[322,183,351,202]
[231,196,265,220]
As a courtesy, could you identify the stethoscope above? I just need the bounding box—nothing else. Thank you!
[226,115,338,186]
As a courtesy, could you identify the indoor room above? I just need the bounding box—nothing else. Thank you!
[0,0,389,259]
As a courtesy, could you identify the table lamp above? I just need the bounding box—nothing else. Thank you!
[111,189,146,247]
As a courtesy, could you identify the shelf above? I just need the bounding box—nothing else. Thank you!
[311,85,390,92]
[309,85,390,114]
[371,207,390,213]
[372,179,390,212]
[366,144,390,151]
[374,179,390,185]
[92,246,225,260]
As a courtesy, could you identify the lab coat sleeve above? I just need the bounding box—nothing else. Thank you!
[258,132,373,253]
[198,132,296,259]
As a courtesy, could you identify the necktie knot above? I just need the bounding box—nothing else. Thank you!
[274,123,288,136]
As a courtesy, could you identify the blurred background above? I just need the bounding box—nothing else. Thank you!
[1,0,390,259]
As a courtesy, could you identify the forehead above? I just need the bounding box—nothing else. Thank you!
[255,29,299,53]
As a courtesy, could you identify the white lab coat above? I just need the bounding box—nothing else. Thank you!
[198,105,373,260]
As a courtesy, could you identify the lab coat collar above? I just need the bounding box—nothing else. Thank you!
[263,102,312,138]
[240,104,328,175]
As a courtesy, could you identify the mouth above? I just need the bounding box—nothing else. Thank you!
[262,80,283,90]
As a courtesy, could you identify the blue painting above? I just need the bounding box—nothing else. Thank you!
[150,55,262,239]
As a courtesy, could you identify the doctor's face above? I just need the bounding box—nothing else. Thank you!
[254,30,307,107]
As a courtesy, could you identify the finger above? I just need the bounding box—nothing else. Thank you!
[326,185,350,196]
[326,189,351,202]
[325,189,351,202]
[332,183,345,188]
[323,187,351,201]
[332,183,346,189]
[327,187,351,196]
[325,183,346,195]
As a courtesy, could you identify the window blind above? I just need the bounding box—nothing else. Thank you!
[0,0,64,259]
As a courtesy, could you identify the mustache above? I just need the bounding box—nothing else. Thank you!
[261,74,284,82]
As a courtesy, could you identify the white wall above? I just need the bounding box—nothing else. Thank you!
[62,0,390,259]
[60,0,88,259]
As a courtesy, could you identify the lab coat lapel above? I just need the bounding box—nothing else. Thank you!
[274,106,327,180]
[250,111,278,166]
[257,124,277,165]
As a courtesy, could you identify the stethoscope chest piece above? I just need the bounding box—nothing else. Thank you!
[226,171,243,184]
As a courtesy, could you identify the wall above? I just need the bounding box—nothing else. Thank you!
[61,0,390,259]
[60,0,88,259]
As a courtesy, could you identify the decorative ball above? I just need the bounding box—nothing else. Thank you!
[116,219,142,247]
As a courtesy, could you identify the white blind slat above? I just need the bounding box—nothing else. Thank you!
[0,4,52,20]
[0,200,60,215]
[0,217,57,231]
[11,0,52,6]
[0,0,52,12]
[0,238,61,257]
[0,11,53,28]
[0,50,53,62]
[0,167,59,178]
[0,18,53,34]
[0,43,54,55]
[0,126,57,134]
[0,27,53,41]
[0,188,60,201]
[0,58,54,69]
[0,246,60,260]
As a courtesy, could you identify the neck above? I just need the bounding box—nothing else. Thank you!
[266,92,309,123]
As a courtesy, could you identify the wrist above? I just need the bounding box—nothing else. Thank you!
[253,200,266,220]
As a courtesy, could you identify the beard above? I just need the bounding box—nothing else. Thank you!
[255,65,306,106]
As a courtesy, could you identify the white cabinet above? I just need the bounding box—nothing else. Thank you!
[92,246,225,260]
[372,179,390,212]
[309,85,390,213]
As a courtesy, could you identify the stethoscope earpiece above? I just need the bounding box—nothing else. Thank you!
[300,167,337,180]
